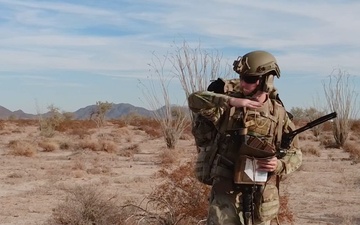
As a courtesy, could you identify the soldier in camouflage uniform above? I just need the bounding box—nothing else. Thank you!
[188,50,302,225]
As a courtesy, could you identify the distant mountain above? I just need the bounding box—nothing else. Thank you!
[0,107,36,119]
[12,110,36,119]
[0,103,189,120]
[0,106,14,119]
[73,103,153,120]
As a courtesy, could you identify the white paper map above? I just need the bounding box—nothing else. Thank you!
[244,158,268,182]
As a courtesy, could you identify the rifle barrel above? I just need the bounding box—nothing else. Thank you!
[292,112,337,136]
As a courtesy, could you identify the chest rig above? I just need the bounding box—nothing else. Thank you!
[217,96,286,164]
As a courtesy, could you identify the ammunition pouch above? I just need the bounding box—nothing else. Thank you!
[254,184,280,222]
[210,154,234,179]
[234,136,276,185]
[195,147,234,185]
[239,136,276,158]
[194,146,213,185]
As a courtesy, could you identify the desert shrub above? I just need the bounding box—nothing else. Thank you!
[304,107,327,137]
[77,140,99,151]
[0,120,6,130]
[11,119,37,127]
[75,139,116,153]
[9,119,38,127]
[319,135,338,148]
[62,112,75,121]
[323,70,359,147]
[109,119,127,128]
[146,161,210,224]
[38,140,59,152]
[298,133,308,141]
[302,144,321,157]
[56,120,97,132]
[87,167,110,175]
[322,121,334,131]
[11,128,22,133]
[7,140,36,157]
[71,159,86,170]
[131,117,162,138]
[59,140,74,150]
[115,115,163,138]
[141,126,162,139]
[116,112,145,125]
[351,119,360,133]
[158,149,178,166]
[7,115,17,120]
[90,101,113,128]
[38,105,66,137]
[45,185,129,225]
[141,53,190,149]
[278,192,295,225]
[119,144,140,157]
[69,128,93,139]
[342,141,360,163]
[98,140,117,153]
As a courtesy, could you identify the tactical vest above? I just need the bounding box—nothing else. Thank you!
[193,78,287,185]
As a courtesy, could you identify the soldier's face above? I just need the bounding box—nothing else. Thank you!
[240,78,260,95]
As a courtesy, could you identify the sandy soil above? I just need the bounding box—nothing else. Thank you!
[0,121,359,225]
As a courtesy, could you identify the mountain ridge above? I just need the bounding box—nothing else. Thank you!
[0,103,187,120]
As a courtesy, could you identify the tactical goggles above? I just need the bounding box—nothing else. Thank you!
[240,75,261,84]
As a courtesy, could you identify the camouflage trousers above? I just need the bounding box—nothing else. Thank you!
[206,178,275,225]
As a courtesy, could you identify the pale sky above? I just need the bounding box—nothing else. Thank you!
[0,0,359,114]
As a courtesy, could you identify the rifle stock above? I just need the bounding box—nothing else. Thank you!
[278,112,337,157]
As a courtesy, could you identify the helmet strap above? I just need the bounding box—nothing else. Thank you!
[259,74,275,93]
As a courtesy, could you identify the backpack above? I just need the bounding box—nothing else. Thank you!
[192,78,239,185]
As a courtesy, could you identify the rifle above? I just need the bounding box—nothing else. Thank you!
[277,112,337,158]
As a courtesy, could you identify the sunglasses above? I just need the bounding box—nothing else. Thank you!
[240,75,260,84]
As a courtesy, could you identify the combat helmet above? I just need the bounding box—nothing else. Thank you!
[233,50,280,92]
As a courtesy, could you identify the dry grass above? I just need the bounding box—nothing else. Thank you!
[342,141,360,163]
[55,120,97,132]
[119,144,140,157]
[278,193,295,225]
[1,117,360,225]
[301,143,321,157]
[98,140,117,153]
[46,157,209,225]
[109,119,127,128]
[351,119,360,132]
[75,139,117,153]
[111,116,165,139]
[149,161,210,224]
[7,140,37,157]
[158,148,178,166]
[58,140,75,150]
[118,161,211,225]
[10,119,38,127]
[68,128,93,139]
[45,185,128,225]
[319,134,338,148]
[38,140,59,152]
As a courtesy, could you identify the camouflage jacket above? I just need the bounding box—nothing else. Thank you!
[188,89,302,176]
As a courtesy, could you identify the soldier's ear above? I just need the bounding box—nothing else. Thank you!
[207,78,225,94]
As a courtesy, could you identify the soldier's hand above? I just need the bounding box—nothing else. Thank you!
[256,157,278,172]
[229,97,263,109]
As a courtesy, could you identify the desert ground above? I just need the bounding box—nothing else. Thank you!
[0,118,359,225]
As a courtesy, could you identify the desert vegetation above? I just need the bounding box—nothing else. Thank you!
[0,114,359,225]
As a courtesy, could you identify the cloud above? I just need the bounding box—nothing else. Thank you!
[0,0,359,113]
[0,1,358,74]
